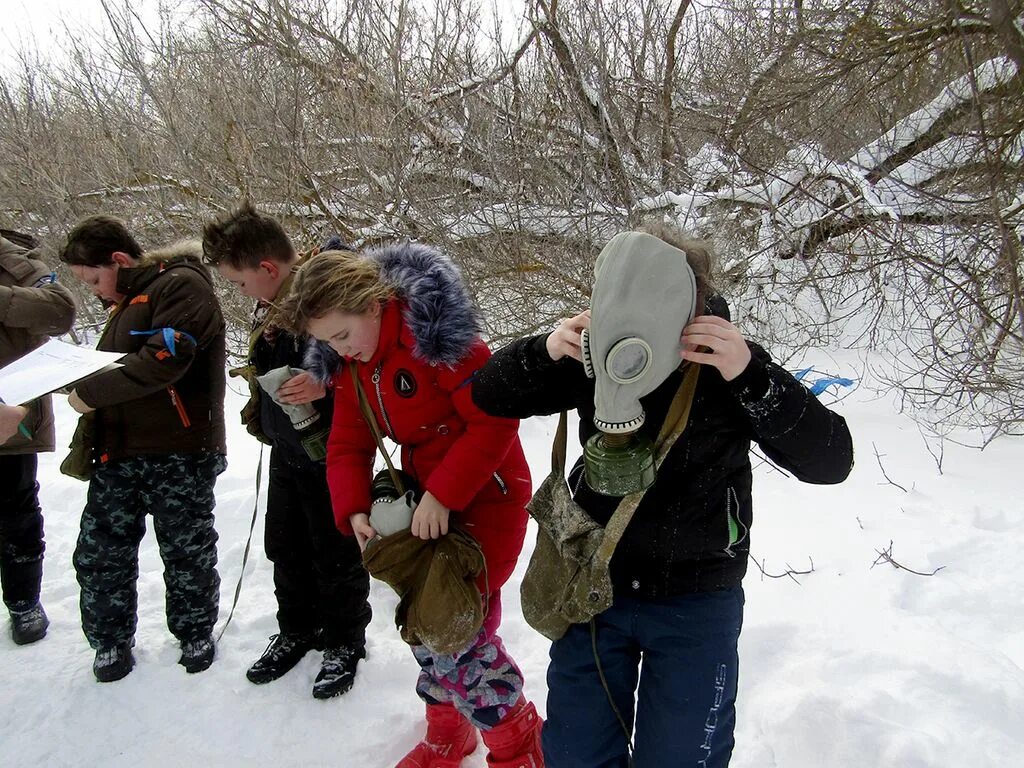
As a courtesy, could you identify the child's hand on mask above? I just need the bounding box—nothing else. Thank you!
[411,491,451,540]
[276,371,326,404]
[545,310,591,362]
[350,513,377,551]
[680,315,751,381]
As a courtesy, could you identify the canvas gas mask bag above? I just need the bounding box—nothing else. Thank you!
[580,231,698,495]
[520,362,700,641]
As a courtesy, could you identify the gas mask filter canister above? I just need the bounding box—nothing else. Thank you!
[579,231,697,495]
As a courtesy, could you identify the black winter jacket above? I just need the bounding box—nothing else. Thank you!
[472,322,853,600]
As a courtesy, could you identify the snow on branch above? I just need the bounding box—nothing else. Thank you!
[850,56,1018,181]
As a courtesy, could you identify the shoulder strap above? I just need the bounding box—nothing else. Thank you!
[348,362,407,495]
[596,363,701,562]
[548,364,700,561]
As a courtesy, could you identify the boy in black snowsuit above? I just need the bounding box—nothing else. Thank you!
[202,203,371,699]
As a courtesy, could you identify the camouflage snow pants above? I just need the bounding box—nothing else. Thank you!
[74,452,225,649]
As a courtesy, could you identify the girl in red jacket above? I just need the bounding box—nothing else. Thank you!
[285,242,541,768]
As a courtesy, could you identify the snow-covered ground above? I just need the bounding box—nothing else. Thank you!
[2,348,1022,767]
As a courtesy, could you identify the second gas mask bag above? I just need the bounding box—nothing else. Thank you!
[579,231,698,495]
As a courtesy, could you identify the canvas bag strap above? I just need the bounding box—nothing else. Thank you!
[552,409,571,475]
[596,363,701,562]
[348,362,407,495]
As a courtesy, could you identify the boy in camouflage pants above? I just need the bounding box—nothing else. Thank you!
[61,215,227,682]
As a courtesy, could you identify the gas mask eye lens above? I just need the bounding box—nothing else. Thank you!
[606,338,652,384]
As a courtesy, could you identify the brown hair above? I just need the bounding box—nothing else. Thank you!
[279,250,395,331]
[202,201,293,269]
[60,215,143,266]
[636,218,718,303]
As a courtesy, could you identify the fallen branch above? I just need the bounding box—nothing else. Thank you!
[751,555,814,584]
[871,540,945,576]
[873,442,909,492]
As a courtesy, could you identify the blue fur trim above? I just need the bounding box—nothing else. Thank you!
[301,241,480,382]
[304,339,342,387]
[371,241,480,368]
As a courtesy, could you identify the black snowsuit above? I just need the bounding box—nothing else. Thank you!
[246,305,371,648]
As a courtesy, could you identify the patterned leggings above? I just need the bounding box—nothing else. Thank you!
[412,594,524,730]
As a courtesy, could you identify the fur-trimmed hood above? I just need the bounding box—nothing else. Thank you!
[117,239,212,296]
[304,240,480,383]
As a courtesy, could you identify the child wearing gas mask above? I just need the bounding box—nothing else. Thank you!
[472,220,854,768]
[280,244,542,768]
[201,204,372,699]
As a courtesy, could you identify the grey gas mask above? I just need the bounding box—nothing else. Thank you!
[256,366,330,461]
[579,231,697,495]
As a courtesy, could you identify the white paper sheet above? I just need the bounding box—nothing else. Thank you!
[0,339,124,405]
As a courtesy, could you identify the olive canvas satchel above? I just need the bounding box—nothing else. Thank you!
[520,363,700,641]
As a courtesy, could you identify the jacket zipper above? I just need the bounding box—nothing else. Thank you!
[723,486,747,558]
[371,362,397,439]
[168,385,192,428]
[493,471,508,495]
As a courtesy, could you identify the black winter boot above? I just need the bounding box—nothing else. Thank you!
[9,601,49,646]
[179,634,216,673]
[312,644,365,699]
[93,643,135,683]
[246,632,314,684]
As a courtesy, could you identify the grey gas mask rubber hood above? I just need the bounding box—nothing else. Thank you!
[581,231,697,435]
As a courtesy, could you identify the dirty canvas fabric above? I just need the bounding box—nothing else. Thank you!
[362,526,484,654]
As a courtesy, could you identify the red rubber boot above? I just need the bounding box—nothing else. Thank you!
[480,698,544,768]
[396,703,478,768]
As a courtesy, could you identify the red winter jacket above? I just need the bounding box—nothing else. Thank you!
[325,299,530,593]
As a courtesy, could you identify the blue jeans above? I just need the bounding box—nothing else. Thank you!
[542,587,745,768]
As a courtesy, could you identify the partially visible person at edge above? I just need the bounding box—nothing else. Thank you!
[201,203,372,699]
[280,244,543,767]
[0,229,76,646]
[471,220,854,768]
[60,215,227,683]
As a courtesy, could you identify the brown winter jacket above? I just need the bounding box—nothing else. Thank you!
[0,236,77,455]
[73,241,226,463]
